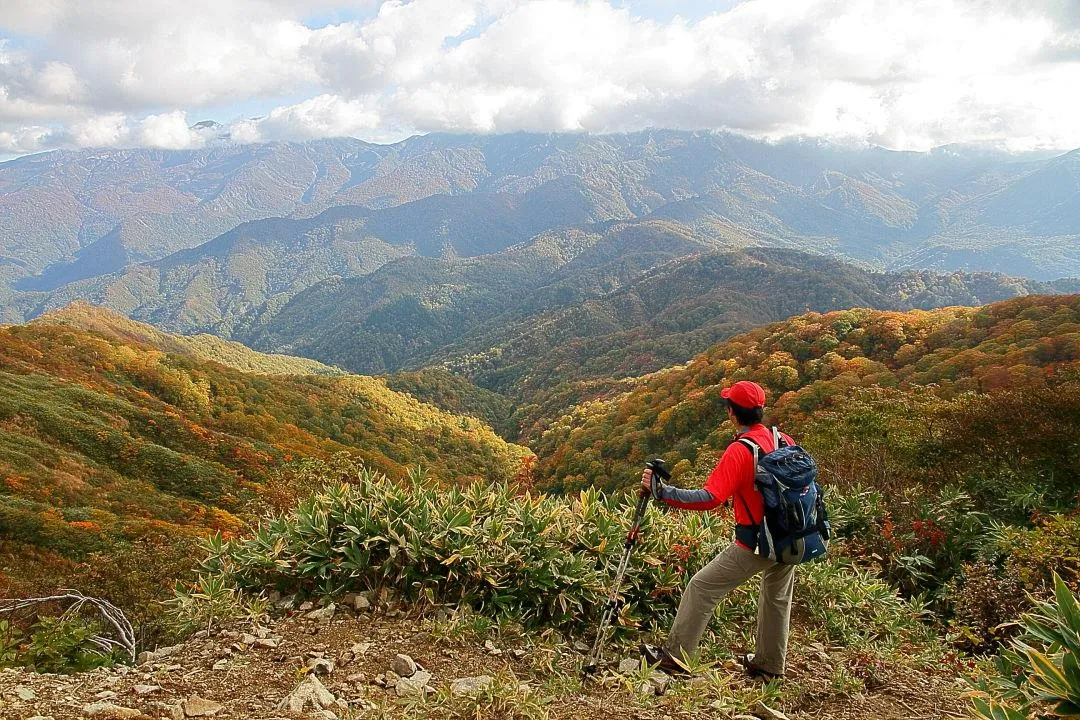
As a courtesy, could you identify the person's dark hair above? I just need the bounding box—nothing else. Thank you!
[727,399,764,426]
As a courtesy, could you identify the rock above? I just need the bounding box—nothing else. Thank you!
[182,696,225,717]
[511,648,527,659]
[95,690,119,700]
[298,601,314,612]
[81,702,148,719]
[307,657,335,676]
[483,640,502,656]
[450,675,493,697]
[753,701,790,720]
[312,711,337,720]
[137,644,180,666]
[15,686,36,701]
[26,716,55,720]
[350,642,371,656]
[307,603,336,621]
[395,670,432,697]
[352,594,371,611]
[278,674,337,713]
[132,685,160,696]
[651,673,671,695]
[618,658,641,674]
[254,637,280,649]
[391,653,417,678]
[241,633,257,645]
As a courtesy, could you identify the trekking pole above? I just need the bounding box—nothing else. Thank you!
[582,458,669,678]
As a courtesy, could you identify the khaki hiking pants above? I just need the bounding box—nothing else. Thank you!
[665,542,795,676]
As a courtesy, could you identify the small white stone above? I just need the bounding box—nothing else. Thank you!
[450,675,493,697]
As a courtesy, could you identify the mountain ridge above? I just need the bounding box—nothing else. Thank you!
[4,130,1079,324]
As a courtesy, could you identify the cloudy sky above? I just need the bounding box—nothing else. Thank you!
[1,0,1078,155]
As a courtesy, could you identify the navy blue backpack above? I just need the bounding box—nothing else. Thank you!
[735,428,830,564]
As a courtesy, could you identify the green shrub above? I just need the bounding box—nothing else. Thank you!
[199,465,932,649]
[168,573,268,635]
[970,575,1080,719]
[0,615,119,674]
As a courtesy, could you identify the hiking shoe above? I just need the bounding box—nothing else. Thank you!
[739,653,783,682]
[639,643,691,676]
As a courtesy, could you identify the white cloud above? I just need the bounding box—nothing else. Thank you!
[70,112,128,146]
[1,0,1078,152]
[136,111,204,149]
[0,124,50,154]
[257,94,383,139]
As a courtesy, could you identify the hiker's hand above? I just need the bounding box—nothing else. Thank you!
[641,469,662,499]
[640,468,652,494]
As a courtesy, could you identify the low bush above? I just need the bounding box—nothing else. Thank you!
[0,614,120,674]
[970,576,1080,719]
[200,462,931,649]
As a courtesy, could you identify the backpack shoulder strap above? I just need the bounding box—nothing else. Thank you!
[737,437,761,463]
[772,426,787,450]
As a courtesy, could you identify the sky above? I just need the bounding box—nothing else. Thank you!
[1,0,1078,155]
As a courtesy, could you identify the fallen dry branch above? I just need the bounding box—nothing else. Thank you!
[0,590,136,663]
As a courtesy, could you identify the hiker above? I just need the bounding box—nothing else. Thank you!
[639,380,795,681]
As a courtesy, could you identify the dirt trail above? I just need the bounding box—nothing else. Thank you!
[0,602,968,720]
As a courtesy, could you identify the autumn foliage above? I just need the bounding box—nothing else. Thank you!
[0,310,531,593]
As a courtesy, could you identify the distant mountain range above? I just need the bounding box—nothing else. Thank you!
[2,131,1079,327]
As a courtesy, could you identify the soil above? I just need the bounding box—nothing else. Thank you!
[0,601,969,720]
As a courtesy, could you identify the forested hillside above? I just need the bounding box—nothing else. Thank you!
[536,294,1080,494]
[37,302,345,376]
[0,308,529,589]
[232,240,1069,440]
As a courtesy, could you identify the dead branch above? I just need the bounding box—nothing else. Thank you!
[0,590,136,663]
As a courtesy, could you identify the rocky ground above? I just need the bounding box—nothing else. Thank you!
[0,594,971,720]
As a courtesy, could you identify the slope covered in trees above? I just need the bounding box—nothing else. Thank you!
[36,302,345,376]
[0,308,529,583]
[536,294,1080,494]
[235,237,1070,443]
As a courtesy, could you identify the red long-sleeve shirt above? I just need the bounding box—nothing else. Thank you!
[660,424,794,550]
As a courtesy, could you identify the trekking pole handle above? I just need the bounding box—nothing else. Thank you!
[644,458,670,482]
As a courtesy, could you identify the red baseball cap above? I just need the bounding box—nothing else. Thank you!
[721,380,766,409]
